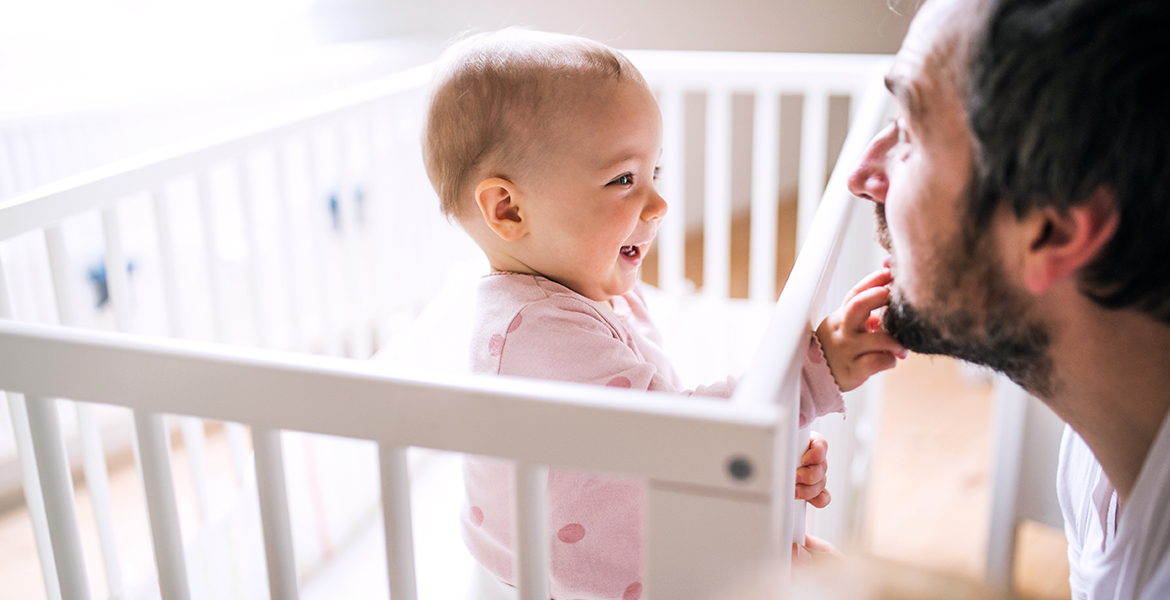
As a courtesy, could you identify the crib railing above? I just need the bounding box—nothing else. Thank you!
[0,50,892,600]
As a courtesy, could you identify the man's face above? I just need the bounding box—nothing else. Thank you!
[847,0,1053,395]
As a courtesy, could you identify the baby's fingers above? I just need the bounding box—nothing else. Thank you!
[844,268,893,302]
[844,286,891,332]
[800,432,828,467]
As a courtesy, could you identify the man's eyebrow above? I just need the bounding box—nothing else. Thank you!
[884,74,926,123]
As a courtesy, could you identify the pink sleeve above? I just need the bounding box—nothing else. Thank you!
[799,334,845,428]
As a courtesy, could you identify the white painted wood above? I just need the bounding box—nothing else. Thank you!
[335,123,372,359]
[379,444,418,600]
[750,88,781,303]
[49,222,130,596]
[305,134,343,357]
[152,187,216,525]
[196,172,230,346]
[0,256,61,600]
[655,85,686,296]
[237,161,271,349]
[0,65,435,243]
[25,395,91,600]
[0,320,778,494]
[797,88,829,249]
[152,188,185,339]
[986,376,1064,592]
[134,410,192,600]
[253,427,300,600]
[514,463,550,600]
[986,377,1027,591]
[42,226,77,328]
[704,87,732,300]
[75,401,125,598]
[273,146,303,352]
[104,205,193,600]
[645,481,773,599]
[179,417,212,523]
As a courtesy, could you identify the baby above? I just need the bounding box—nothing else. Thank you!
[422,29,905,599]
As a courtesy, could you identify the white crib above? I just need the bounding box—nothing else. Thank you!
[0,50,894,600]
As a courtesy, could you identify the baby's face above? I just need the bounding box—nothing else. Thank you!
[515,81,667,302]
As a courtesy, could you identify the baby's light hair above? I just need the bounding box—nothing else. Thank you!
[422,28,647,220]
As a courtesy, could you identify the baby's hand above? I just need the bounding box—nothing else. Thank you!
[816,268,907,392]
[796,431,830,508]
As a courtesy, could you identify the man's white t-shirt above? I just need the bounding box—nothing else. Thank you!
[1058,411,1170,599]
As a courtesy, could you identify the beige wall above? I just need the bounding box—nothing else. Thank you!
[312,0,917,54]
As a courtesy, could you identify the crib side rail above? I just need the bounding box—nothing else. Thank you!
[0,65,432,243]
[0,318,780,598]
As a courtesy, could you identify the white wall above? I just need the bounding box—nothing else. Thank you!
[310,0,917,54]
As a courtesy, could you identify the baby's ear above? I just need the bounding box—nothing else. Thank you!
[474,177,527,242]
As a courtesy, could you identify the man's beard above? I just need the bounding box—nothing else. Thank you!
[874,203,1056,397]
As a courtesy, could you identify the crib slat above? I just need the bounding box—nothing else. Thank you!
[25,395,92,600]
[704,88,733,299]
[273,146,304,352]
[196,172,231,346]
[379,445,418,600]
[305,134,343,357]
[76,401,126,597]
[152,188,186,339]
[237,161,271,349]
[750,89,782,303]
[513,463,551,600]
[47,222,130,596]
[656,85,687,296]
[254,428,300,600]
[153,188,216,521]
[103,206,194,600]
[0,261,63,600]
[0,138,18,201]
[180,418,212,522]
[336,123,372,359]
[797,88,829,248]
[132,412,191,600]
[192,174,255,484]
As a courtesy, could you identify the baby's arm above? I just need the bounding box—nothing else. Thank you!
[815,267,907,392]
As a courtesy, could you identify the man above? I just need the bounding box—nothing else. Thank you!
[847,0,1170,598]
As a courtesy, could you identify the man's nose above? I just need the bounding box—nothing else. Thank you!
[847,126,893,204]
[643,189,668,221]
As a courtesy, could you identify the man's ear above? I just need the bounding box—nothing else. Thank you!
[1022,187,1119,294]
[474,177,527,242]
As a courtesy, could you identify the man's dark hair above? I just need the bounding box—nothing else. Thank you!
[969,0,1170,323]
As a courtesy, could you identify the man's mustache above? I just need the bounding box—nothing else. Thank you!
[873,202,893,252]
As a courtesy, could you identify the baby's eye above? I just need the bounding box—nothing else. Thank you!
[653,166,661,181]
[609,173,635,186]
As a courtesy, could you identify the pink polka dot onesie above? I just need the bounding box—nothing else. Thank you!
[463,272,844,600]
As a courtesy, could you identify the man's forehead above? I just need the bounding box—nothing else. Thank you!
[886,0,978,125]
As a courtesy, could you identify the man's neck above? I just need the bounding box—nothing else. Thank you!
[1044,298,1170,505]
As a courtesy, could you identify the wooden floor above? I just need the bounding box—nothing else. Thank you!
[0,202,1071,599]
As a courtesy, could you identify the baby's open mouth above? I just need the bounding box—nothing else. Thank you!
[621,245,641,259]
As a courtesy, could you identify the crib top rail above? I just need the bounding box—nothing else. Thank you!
[0,63,434,244]
[627,50,891,91]
[0,318,779,497]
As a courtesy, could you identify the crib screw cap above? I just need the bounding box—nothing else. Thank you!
[727,457,753,481]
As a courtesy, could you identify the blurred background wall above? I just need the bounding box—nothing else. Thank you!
[310,0,916,53]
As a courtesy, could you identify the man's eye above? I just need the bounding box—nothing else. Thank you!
[610,174,634,186]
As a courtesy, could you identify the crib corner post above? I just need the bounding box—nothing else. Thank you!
[644,483,774,600]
